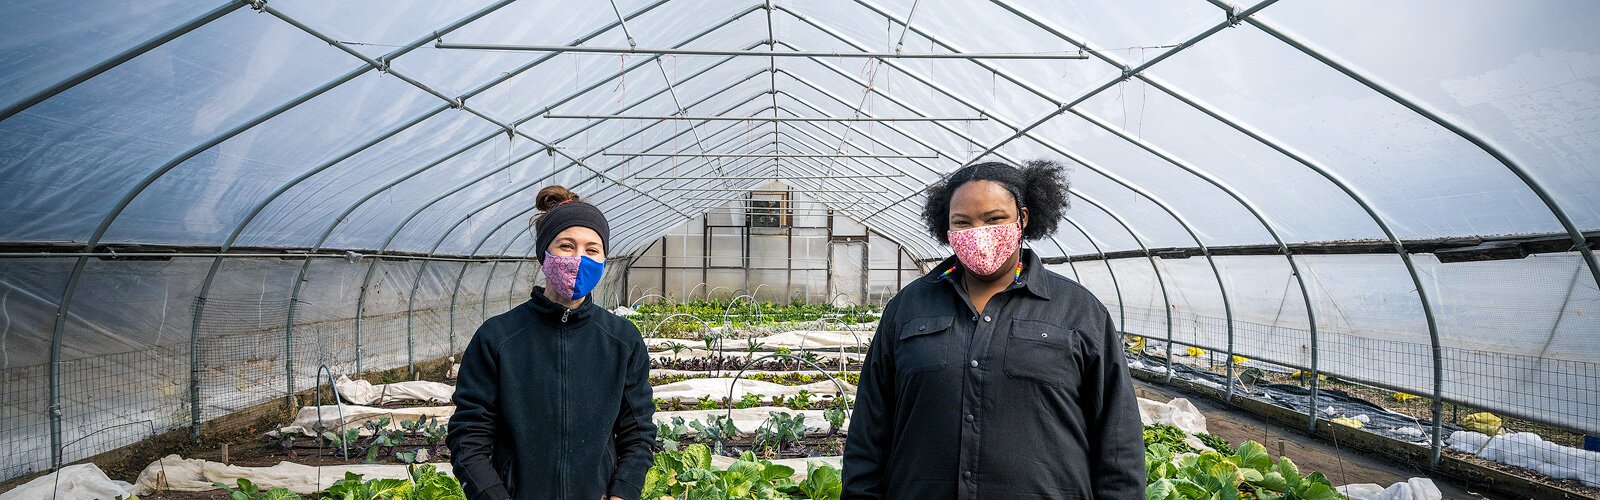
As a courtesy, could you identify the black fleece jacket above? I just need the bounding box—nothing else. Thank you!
[842,249,1145,499]
[447,288,657,500]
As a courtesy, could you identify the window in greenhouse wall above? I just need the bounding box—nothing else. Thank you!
[747,191,791,228]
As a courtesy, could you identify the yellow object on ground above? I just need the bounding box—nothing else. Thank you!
[1128,336,1147,353]
[1231,355,1247,365]
[1185,346,1207,357]
[1392,392,1420,403]
[1461,412,1504,435]
[1331,417,1365,428]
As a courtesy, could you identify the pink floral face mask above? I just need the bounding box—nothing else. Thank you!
[948,221,1021,276]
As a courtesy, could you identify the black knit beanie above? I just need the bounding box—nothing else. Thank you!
[534,201,610,262]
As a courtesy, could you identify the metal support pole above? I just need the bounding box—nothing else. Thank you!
[544,113,981,122]
[603,152,936,159]
[434,41,1089,59]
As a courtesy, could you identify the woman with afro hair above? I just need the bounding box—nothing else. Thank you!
[842,161,1145,499]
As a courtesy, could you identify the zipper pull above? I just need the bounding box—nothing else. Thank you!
[561,307,571,323]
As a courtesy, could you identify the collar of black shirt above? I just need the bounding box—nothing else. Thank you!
[924,247,1052,301]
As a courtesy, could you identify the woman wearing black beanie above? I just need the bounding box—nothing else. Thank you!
[447,186,657,500]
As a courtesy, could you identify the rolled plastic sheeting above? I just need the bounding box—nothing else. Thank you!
[0,463,134,500]
[651,378,855,401]
[132,454,454,495]
[334,375,454,405]
[1448,431,1600,488]
[1338,478,1443,500]
[269,405,455,437]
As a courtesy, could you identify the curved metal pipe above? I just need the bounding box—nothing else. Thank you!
[726,353,854,420]
[1070,193,1174,385]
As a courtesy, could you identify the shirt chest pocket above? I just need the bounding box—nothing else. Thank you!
[896,314,954,375]
[1003,318,1077,389]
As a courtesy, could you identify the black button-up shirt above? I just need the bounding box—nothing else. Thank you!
[843,249,1145,499]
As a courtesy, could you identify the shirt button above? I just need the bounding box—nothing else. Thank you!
[963,471,973,479]
[965,414,974,422]
[970,315,977,322]
[970,359,979,368]
[983,315,992,323]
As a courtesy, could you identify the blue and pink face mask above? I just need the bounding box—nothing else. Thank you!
[542,251,605,300]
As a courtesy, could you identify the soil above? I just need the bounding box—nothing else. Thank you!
[699,435,848,460]
[1133,380,1502,499]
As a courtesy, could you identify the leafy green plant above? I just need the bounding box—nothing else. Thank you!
[641,444,842,500]
[787,390,814,411]
[736,392,765,409]
[360,417,405,464]
[745,338,765,359]
[315,464,464,500]
[823,407,846,436]
[666,341,689,361]
[798,461,843,500]
[753,412,807,458]
[689,414,740,455]
[797,350,821,366]
[1145,441,1343,500]
[1143,423,1198,454]
[1197,432,1233,454]
[658,416,692,451]
[212,478,301,500]
[696,394,720,411]
[420,419,447,457]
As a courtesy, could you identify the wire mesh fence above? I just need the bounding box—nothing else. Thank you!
[0,257,530,484]
[1116,304,1600,491]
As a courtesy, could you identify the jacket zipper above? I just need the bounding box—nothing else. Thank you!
[561,307,572,322]
[559,314,568,498]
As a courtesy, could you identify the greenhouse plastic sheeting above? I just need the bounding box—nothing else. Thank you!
[1,0,1597,484]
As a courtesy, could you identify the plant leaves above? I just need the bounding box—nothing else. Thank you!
[684,443,713,470]
[1233,441,1274,473]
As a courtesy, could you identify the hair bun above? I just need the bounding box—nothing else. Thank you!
[535,185,581,211]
